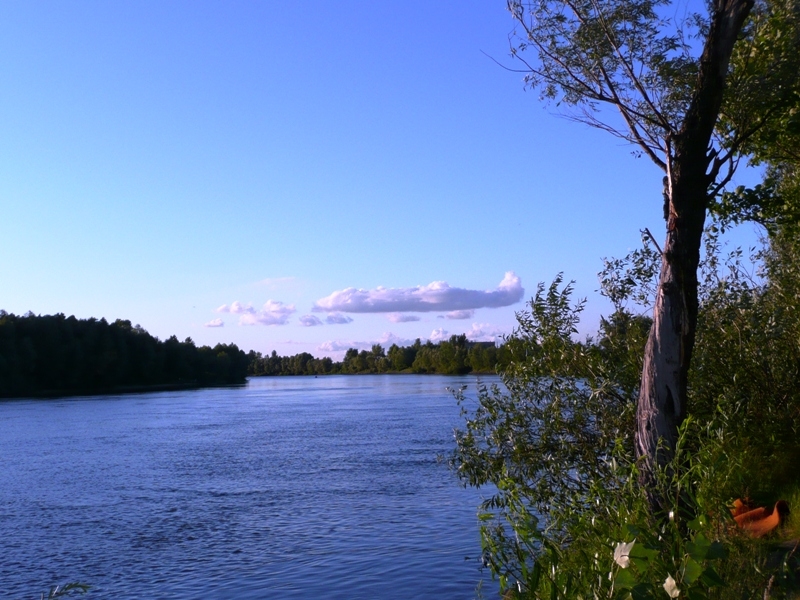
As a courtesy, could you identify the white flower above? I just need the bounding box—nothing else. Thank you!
[663,574,680,598]
[613,540,635,568]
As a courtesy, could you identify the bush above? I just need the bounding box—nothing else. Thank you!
[452,230,800,599]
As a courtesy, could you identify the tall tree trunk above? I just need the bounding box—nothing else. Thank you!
[635,0,754,508]
[635,171,706,487]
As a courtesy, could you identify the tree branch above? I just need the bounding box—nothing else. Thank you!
[585,0,674,133]
[596,60,668,170]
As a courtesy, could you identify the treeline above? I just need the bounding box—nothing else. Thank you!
[247,334,509,376]
[0,311,249,398]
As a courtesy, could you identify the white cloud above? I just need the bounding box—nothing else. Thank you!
[239,300,297,325]
[216,300,295,325]
[315,323,507,358]
[430,323,507,343]
[325,312,353,325]
[317,340,356,353]
[216,301,256,315]
[429,328,449,342]
[317,332,413,354]
[387,313,421,323]
[378,332,414,347]
[464,322,507,342]
[300,314,323,327]
[444,309,474,320]
[313,272,523,314]
[204,318,224,328]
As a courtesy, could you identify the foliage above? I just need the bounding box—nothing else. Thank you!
[711,0,800,232]
[452,229,800,598]
[711,175,793,232]
[504,0,800,185]
[452,276,639,515]
[468,2,800,594]
[452,275,641,598]
[722,0,800,165]
[247,349,337,376]
[505,0,800,504]
[507,0,698,163]
[690,229,800,501]
[0,313,249,398]
[247,336,510,377]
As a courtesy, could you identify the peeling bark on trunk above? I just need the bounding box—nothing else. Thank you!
[635,184,705,479]
[635,0,754,509]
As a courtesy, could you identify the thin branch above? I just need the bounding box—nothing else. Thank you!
[709,154,741,197]
[515,14,665,128]
[642,228,664,255]
[596,61,668,170]
[713,103,783,169]
[562,109,664,160]
[480,50,535,74]
[516,21,615,101]
[586,0,674,132]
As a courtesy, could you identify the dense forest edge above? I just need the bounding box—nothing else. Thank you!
[0,311,507,398]
[0,312,250,398]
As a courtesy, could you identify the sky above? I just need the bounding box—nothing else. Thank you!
[0,1,762,359]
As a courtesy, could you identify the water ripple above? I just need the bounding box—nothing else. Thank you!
[0,375,495,599]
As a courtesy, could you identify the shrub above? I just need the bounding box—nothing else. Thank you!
[453,230,800,598]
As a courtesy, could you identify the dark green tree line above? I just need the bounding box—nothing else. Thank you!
[0,312,249,398]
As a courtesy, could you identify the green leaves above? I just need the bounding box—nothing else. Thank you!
[686,515,708,532]
[614,567,638,590]
[453,218,800,598]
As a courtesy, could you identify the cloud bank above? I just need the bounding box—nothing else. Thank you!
[464,322,507,342]
[429,322,507,343]
[317,323,507,357]
[216,300,296,326]
[204,318,224,328]
[313,272,523,314]
[318,332,413,354]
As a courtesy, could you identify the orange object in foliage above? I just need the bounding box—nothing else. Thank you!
[731,499,790,538]
[731,498,751,517]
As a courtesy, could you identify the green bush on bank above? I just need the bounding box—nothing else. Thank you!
[453,229,800,599]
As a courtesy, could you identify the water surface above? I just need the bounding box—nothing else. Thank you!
[0,375,495,599]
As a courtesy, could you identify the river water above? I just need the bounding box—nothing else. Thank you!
[0,375,497,599]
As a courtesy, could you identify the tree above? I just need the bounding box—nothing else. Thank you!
[712,1,800,232]
[506,0,800,501]
[387,343,408,371]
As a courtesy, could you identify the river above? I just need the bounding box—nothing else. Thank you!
[0,375,497,599]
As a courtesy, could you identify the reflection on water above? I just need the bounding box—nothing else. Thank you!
[0,375,496,599]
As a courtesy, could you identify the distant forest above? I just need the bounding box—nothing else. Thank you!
[0,312,249,398]
[246,334,509,376]
[0,311,507,399]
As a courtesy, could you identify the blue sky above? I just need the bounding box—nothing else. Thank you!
[0,1,760,358]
